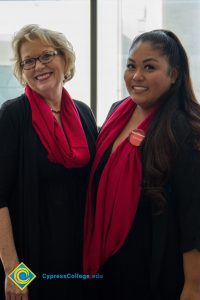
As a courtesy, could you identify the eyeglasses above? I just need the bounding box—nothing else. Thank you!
[20,50,59,70]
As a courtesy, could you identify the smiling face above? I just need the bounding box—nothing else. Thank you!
[20,39,66,101]
[124,41,177,111]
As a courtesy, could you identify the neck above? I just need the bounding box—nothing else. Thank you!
[43,85,63,110]
[45,94,62,112]
[134,105,154,119]
[132,105,151,123]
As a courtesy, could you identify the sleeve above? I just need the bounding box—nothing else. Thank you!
[0,103,19,208]
[172,133,200,253]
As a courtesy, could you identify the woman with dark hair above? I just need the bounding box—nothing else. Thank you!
[83,30,200,300]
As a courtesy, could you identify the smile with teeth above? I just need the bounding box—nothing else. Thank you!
[132,86,148,92]
[35,72,52,81]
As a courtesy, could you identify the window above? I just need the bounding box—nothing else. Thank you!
[97,0,200,125]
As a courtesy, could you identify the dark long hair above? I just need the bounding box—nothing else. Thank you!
[129,29,200,210]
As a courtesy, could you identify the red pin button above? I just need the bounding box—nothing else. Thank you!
[129,129,145,146]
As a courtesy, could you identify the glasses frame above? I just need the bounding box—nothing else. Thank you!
[20,50,59,70]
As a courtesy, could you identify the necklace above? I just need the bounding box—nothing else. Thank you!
[51,108,61,114]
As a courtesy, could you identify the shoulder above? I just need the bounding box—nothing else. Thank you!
[0,94,27,117]
[171,110,191,145]
[73,99,98,136]
[73,99,91,111]
[171,111,200,173]
[172,109,200,152]
[0,94,30,132]
[73,99,93,115]
[73,99,96,123]
[0,95,27,141]
[108,97,128,116]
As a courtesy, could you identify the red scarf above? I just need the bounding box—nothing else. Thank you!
[25,85,90,168]
[83,97,155,275]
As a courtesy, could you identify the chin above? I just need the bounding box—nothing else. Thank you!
[36,84,53,93]
[131,97,146,105]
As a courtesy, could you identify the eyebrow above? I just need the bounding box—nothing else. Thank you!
[127,58,159,63]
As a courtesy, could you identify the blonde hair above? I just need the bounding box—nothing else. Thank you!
[12,24,75,85]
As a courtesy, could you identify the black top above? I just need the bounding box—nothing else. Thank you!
[92,144,152,300]
[89,99,200,300]
[0,94,98,300]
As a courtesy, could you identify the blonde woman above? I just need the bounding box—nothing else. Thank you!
[0,24,98,300]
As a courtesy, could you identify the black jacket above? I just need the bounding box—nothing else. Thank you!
[108,99,200,299]
[0,94,98,299]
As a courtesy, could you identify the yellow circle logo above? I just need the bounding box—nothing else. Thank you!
[8,263,36,290]
[13,267,31,285]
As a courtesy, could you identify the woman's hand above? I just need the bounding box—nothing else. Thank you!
[5,275,29,300]
[180,283,200,300]
[181,249,200,300]
[0,207,28,299]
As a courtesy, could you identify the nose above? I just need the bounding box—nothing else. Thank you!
[132,69,144,81]
[34,58,45,69]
